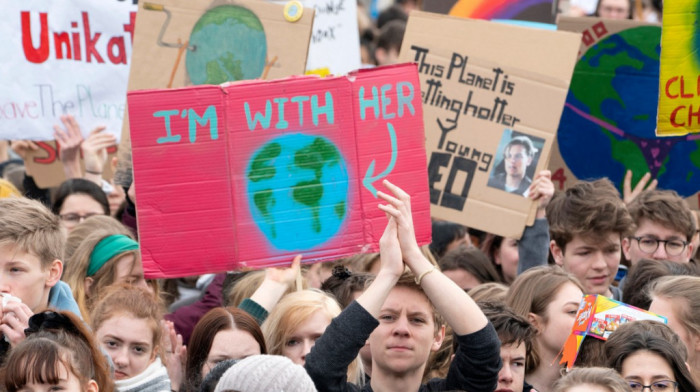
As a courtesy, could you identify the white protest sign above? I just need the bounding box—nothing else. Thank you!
[0,1,136,141]
[274,0,361,75]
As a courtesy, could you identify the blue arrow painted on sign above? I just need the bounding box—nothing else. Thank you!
[363,122,397,198]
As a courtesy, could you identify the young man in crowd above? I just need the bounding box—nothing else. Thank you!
[546,179,633,299]
[0,197,81,348]
[476,302,538,392]
[622,189,696,266]
[305,181,501,392]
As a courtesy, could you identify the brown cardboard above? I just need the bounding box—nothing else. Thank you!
[399,11,580,239]
[549,17,700,209]
[25,141,117,188]
[115,0,315,186]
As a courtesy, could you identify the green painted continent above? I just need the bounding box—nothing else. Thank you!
[248,142,281,182]
[294,137,341,179]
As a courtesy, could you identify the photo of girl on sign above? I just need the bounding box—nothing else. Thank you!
[487,130,544,197]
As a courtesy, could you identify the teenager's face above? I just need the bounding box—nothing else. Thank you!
[621,351,677,390]
[622,218,693,266]
[598,0,630,19]
[504,145,532,179]
[282,309,331,366]
[496,342,526,392]
[534,282,582,355]
[442,268,482,292]
[0,244,59,313]
[58,193,105,232]
[496,238,519,284]
[649,296,699,367]
[202,328,261,379]
[552,233,620,296]
[113,254,150,292]
[96,314,155,380]
[369,286,442,376]
[17,363,97,392]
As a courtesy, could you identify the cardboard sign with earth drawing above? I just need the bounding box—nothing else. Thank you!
[115,0,315,187]
[398,11,580,239]
[657,0,700,137]
[549,17,700,209]
[127,64,430,277]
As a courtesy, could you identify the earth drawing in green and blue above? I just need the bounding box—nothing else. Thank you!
[186,5,267,85]
[558,26,700,197]
[246,134,349,251]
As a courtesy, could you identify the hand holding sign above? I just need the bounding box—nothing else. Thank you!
[81,126,115,178]
[528,170,554,218]
[53,115,84,179]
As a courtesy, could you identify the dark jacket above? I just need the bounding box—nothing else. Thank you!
[305,301,502,392]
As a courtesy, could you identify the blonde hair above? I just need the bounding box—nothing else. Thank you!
[262,289,341,355]
[63,225,140,323]
[90,284,165,358]
[468,282,509,303]
[552,367,631,392]
[224,270,301,308]
[649,275,700,339]
[0,197,64,269]
[64,215,127,264]
[0,178,20,198]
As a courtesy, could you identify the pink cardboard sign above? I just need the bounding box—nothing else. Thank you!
[127,64,430,277]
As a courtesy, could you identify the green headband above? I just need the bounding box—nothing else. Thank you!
[88,235,139,277]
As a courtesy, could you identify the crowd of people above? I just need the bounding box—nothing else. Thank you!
[0,0,697,391]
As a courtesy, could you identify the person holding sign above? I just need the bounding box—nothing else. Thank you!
[305,180,501,392]
[488,136,538,197]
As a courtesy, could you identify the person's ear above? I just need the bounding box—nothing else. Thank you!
[86,379,98,392]
[431,324,446,352]
[46,259,62,287]
[494,248,502,266]
[685,241,694,262]
[528,312,543,333]
[621,237,632,261]
[84,276,94,298]
[374,47,386,65]
[550,240,564,266]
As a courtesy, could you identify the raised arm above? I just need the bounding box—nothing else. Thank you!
[377,180,487,335]
[305,213,405,392]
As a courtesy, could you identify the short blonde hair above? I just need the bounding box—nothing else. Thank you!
[0,197,64,269]
[552,367,631,392]
[261,289,341,356]
[63,224,139,322]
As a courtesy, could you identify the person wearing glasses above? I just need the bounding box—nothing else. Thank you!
[488,136,537,197]
[606,321,698,392]
[623,190,696,267]
[52,178,110,233]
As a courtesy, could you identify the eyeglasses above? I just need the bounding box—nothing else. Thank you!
[628,380,677,391]
[59,213,100,226]
[629,236,688,256]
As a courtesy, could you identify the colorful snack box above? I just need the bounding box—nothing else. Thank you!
[559,295,667,369]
